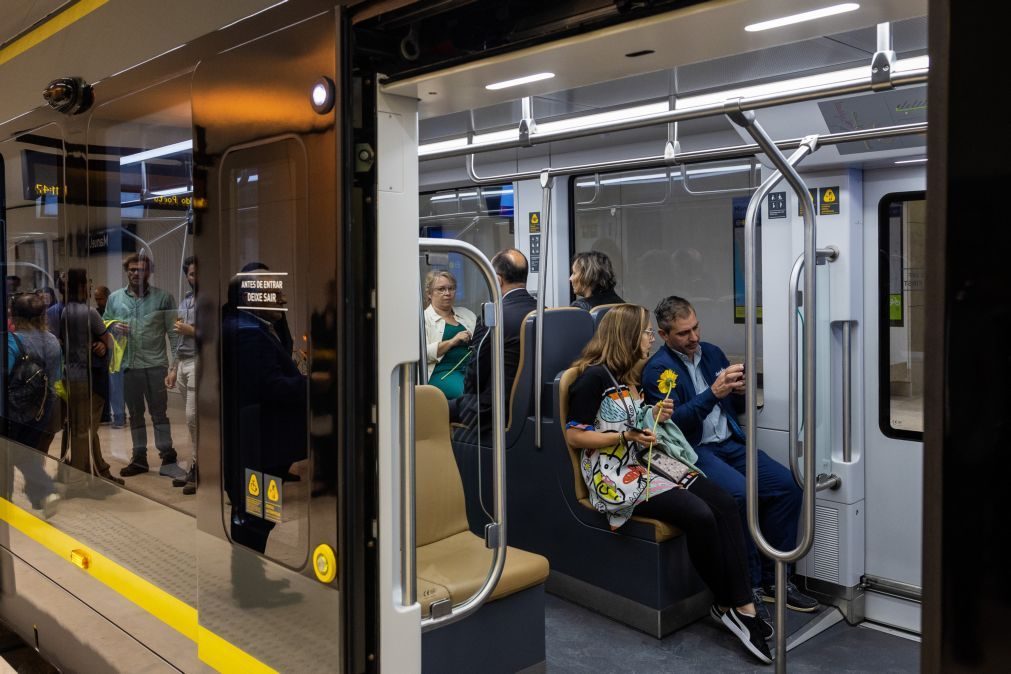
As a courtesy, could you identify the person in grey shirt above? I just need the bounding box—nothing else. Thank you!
[103,253,184,480]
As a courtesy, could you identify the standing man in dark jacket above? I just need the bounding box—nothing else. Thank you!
[449,249,536,439]
[642,295,818,616]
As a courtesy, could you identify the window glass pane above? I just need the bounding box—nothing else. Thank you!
[220,138,309,567]
[572,163,764,397]
[419,185,513,317]
[881,194,925,437]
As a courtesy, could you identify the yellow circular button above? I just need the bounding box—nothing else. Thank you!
[313,544,337,583]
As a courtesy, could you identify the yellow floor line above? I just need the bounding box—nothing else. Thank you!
[0,496,277,673]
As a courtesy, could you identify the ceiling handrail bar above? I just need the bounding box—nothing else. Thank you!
[422,67,928,162]
[463,122,926,185]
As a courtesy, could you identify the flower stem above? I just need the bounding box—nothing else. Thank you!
[645,389,671,500]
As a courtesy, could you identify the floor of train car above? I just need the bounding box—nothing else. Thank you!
[544,594,919,673]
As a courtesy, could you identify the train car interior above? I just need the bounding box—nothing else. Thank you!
[0,0,967,672]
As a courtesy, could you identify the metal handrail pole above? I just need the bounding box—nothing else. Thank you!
[842,320,854,463]
[461,122,926,184]
[729,110,817,674]
[534,171,552,448]
[788,249,841,491]
[400,362,417,607]
[418,281,429,385]
[417,238,507,631]
[422,68,928,161]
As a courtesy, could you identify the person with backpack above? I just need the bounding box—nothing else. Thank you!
[5,292,62,517]
[58,269,122,486]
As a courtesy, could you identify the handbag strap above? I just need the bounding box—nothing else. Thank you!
[600,366,636,428]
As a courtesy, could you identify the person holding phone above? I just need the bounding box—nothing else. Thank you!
[565,304,772,665]
[642,295,818,619]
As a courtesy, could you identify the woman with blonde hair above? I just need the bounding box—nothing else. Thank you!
[564,304,772,665]
[423,269,476,399]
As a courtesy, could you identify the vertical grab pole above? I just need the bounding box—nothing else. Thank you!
[728,106,820,673]
[534,171,552,448]
[400,362,417,607]
[841,320,854,463]
[418,283,429,385]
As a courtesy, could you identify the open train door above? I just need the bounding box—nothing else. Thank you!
[191,6,375,671]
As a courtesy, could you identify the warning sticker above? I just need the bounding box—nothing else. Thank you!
[264,473,284,523]
[819,186,840,215]
[529,211,541,233]
[245,469,264,518]
[798,187,819,217]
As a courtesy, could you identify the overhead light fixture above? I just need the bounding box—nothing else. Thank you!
[485,72,555,91]
[120,140,192,166]
[894,158,927,165]
[745,4,860,32]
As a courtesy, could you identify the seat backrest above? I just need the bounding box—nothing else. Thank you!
[539,308,595,417]
[589,303,620,329]
[557,367,589,502]
[415,385,470,546]
[505,311,537,437]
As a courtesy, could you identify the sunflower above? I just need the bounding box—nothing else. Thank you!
[657,369,678,395]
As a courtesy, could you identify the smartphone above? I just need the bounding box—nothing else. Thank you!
[624,422,644,433]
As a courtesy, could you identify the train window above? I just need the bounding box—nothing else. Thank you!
[879,191,926,439]
[570,163,764,393]
[219,138,310,568]
[86,74,197,510]
[419,185,513,317]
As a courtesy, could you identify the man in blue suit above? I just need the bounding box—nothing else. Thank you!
[642,296,817,616]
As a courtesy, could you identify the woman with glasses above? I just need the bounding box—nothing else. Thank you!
[564,304,772,665]
[423,270,476,400]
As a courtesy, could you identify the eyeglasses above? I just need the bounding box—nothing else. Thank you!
[642,328,656,338]
[432,286,456,295]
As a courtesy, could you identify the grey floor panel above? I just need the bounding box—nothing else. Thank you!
[544,595,919,673]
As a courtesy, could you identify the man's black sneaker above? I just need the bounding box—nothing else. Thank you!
[709,604,724,623]
[120,463,149,477]
[160,463,187,480]
[761,580,819,613]
[752,589,774,640]
[720,608,773,665]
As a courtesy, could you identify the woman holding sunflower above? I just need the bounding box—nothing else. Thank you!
[564,304,773,665]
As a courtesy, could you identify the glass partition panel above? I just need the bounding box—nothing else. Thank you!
[879,192,925,439]
[571,162,762,391]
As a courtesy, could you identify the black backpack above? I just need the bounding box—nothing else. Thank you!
[7,332,49,424]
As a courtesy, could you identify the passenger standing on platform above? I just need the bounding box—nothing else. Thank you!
[5,293,62,517]
[103,253,184,480]
[565,304,772,665]
[165,257,198,495]
[569,251,624,311]
[448,249,536,438]
[423,269,476,400]
[642,295,818,616]
[60,269,123,486]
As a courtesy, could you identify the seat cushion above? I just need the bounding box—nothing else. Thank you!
[418,578,453,618]
[576,497,682,542]
[417,531,549,611]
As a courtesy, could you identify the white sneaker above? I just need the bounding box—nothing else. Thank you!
[36,493,61,520]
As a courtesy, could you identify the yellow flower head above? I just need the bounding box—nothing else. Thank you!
[657,369,678,395]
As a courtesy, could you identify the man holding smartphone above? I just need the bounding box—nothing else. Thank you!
[642,295,818,620]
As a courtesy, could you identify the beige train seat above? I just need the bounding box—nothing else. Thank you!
[415,385,549,618]
[557,367,683,543]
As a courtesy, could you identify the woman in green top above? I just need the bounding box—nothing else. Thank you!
[423,270,477,400]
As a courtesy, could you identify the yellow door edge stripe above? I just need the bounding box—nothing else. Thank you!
[0,497,277,673]
[198,627,279,674]
[0,0,110,67]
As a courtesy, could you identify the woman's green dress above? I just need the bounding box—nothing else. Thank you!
[430,322,469,399]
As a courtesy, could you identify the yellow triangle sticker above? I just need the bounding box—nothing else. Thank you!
[822,188,836,203]
[530,213,539,224]
[248,473,260,497]
[267,479,280,502]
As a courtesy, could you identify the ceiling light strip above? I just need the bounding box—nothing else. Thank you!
[745,4,861,33]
